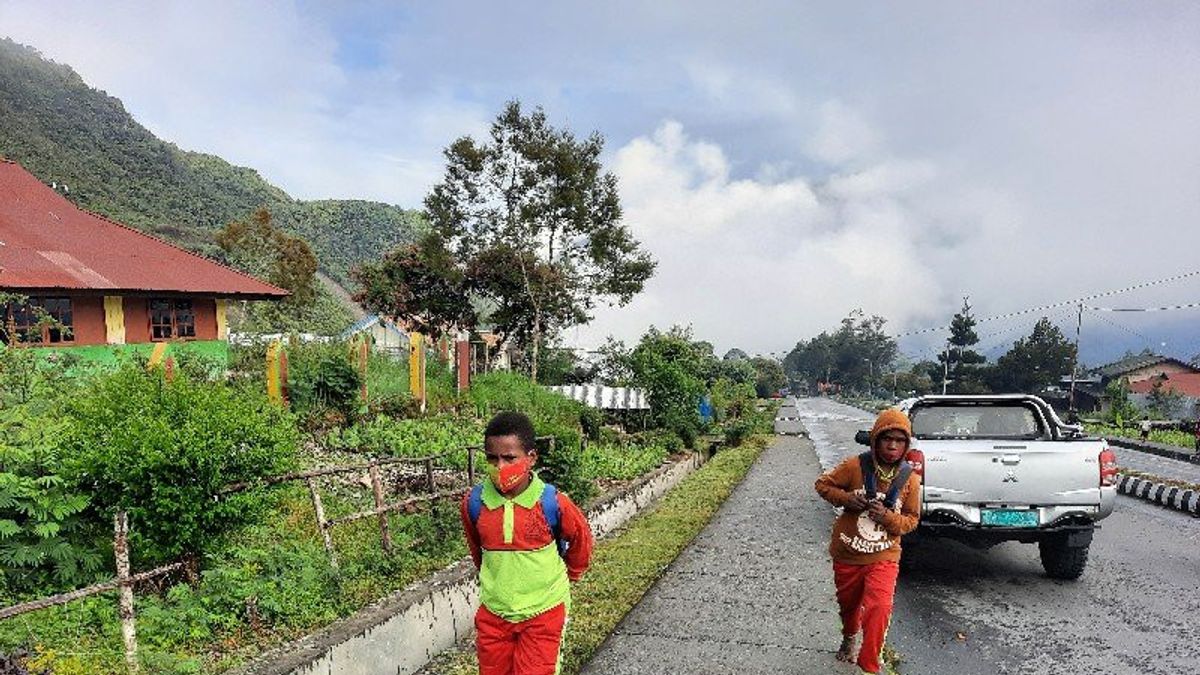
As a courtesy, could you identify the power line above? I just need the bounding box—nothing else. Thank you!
[1090,301,1200,312]
[893,269,1200,338]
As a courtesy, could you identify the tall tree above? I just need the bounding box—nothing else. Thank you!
[424,101,655,382]
[985,317,1076,393]
[749,356,787,398]
[783,310,897,393]
[352,235,475,340]
[939,298,987,393]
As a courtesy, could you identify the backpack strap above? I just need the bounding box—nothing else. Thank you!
[858,451,877,499]
[540,483,568,557]
[468,484,484,527]
[882,462,914,510]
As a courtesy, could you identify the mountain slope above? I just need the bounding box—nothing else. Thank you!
[0,38,422,284]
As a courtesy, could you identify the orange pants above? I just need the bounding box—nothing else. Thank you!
[475,603,567,675]
[833,560,899,674]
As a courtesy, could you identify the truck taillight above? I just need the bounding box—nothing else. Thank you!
[906,448,925,483]
[1099,447,1118,487]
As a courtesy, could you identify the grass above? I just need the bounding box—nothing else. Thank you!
[1085,423,1198,452]
[422,435,770,675]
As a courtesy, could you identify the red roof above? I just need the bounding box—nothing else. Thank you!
[0,160,287,299]
[1128,373,1200,398]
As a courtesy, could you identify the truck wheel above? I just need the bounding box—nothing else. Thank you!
[1039,534,1089,580]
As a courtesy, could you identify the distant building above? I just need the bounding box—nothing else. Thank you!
[1127,373,1200,418]
[341,314,408,355]
[1081,353,1200,416]
[1094,353,1200,385]
[0,160,286,347]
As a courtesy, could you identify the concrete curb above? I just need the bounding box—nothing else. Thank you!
[230,451,709,675]
[1116,474,1200,516]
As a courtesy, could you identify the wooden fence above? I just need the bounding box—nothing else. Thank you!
[0,437,560,672]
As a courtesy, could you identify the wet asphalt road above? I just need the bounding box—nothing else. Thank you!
[796,397,1200,675]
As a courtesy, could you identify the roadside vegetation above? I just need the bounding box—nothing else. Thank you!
[0,321,772,674]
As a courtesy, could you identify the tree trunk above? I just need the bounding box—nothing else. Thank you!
[530,312,541,383]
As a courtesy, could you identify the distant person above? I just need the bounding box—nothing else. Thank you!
[1139,416,1152,442]
[1193,418,1200,453]
[461,412,594,675]
[815,409,921,675]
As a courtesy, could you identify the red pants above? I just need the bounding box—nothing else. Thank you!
[475,603,567,675]
[833,560,899,674]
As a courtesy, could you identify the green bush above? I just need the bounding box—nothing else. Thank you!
[580,441,668,482]
[324,414,481,468]
[0,408,104,595]
[60,365,299,565]
[287,342,363,417]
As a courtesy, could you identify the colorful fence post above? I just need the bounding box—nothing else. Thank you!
[266,340,288,406]
[455,332,471,393]
[409,332,426,413]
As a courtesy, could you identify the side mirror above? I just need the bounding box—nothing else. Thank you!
[855,430,871,446]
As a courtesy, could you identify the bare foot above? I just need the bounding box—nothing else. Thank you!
[835,635,856,662]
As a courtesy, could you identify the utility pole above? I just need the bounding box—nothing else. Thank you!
[1069,302,1083,415]
[942,343,950,395]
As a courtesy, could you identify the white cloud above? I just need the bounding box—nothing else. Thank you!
[572,118,949,354]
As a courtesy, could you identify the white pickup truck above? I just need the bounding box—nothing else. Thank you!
[857,394,1118,579]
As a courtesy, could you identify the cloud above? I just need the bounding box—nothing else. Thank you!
[571,118,949,354]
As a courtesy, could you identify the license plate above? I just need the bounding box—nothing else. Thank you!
[981,509,1039,527]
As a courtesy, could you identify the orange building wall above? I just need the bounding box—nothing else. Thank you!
[123,297,150,343]
[193,299,217,340]
[70,296,107,345]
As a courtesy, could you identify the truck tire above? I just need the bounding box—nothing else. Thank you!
[1039,534,1089,580]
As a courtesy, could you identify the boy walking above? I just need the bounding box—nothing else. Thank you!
[815,409,921,675]
[461,412,594,675]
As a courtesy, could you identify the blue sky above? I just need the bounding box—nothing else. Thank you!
[3,1,1199,364]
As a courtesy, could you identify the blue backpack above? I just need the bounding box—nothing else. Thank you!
[858,452,914,510]
[468,482,568,557]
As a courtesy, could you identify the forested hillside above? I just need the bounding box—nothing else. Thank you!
[0,38,422,285]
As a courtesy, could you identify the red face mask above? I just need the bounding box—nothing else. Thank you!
[489,457,532,495]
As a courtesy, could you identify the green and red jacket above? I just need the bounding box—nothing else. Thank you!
[460,474,593,622]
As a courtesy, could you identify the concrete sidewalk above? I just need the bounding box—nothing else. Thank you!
[581,435,858,675]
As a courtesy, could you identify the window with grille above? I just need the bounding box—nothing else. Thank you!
[149,299,196,340]
[0,297,74,345]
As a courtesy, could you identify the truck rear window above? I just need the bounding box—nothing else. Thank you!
[910,403,1042,440]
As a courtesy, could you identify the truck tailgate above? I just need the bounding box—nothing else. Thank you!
[923,440,1101,505]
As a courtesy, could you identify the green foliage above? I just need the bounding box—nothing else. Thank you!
[940,298,987,393]
[324,415,481,468]
[628,327,707,446]
[1147,379,1184,419]
[580,442,668,482]
[0,408,103,594]
[784,309,897,394]
[1103,379,1139,427]
[60,366,299,564]
[287,344,364,418]
[423,100,655,380]
[984,317,1075,394]
[748,357,786,398]
[352,239,475,340]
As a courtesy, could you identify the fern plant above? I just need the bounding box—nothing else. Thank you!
[0,409,104,596]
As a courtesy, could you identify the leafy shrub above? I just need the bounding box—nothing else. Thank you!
[324,414,481,468]
[0,408,103,595]
[288,345,363,417]
[60,366,299,565]
[580,441,668,482]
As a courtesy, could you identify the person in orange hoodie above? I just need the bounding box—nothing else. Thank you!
[815,408,921,675]
[461,412,594,675]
